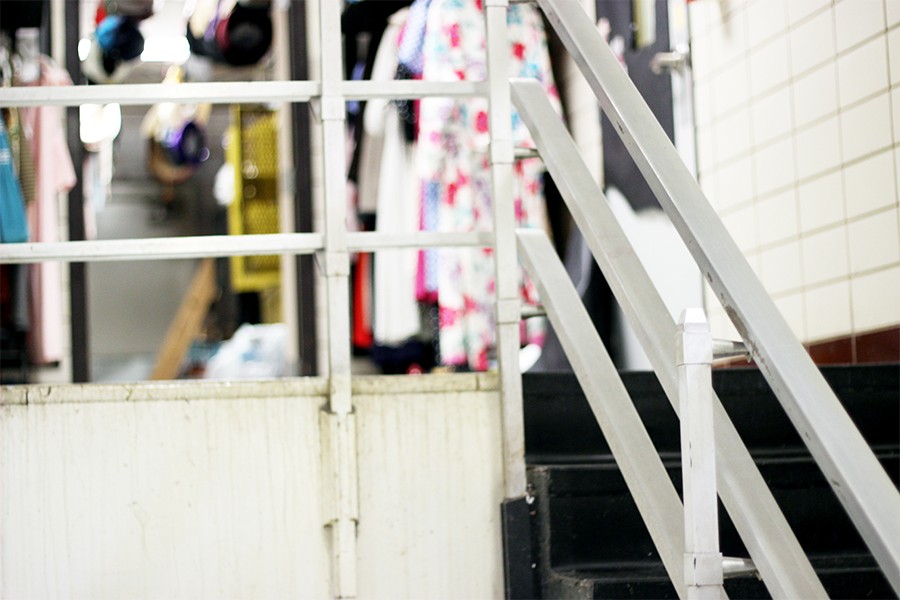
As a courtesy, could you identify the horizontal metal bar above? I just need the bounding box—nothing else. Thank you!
[712,339,751,362]
[538,0,900,592]
[514,147,541,160]
[347,231,492,250]
[0,79,486,108]
[723,557,758,579]
[0,80,321,107]
[0,231,495,264]
[0,233,324,263]
[520,305,545,319]
[517,229,686,596]
[511,77,827,599]
[342,80,487,100]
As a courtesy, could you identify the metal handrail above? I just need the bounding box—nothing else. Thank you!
[530,0,900,594]
[518,229,687,595]
[511,78,825,598]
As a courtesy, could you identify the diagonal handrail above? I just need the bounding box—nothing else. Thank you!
[517,229,687,596]
[511,78,825,599]
[529,0,900,593]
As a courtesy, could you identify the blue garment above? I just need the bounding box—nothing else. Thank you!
[0,120,29,244]
[397,0,433,75]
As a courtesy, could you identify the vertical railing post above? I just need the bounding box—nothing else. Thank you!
[485,4,534,596]
[315,0,357,597]
[677,309,723,600]
[485,0,527,502]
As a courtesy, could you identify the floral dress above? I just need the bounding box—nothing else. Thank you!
[417,0,562,370]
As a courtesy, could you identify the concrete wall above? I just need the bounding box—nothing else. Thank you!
[0,375,505,599]
[689,0,900,345]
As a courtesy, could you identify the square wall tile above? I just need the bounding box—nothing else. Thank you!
[752,87,793,145]
[834,0,886,53]
[896,147,900,197]
[805,279,853,341]
[844,150,897,218]
[848,208,900,273]
[754,137,796,195]
[840,92,894,161]
[693,80,716,127]
[711,7,749,71]
[799,171,845,232]
[889,27,900,85]
[790,9,836,76]
[715,108,753,161]
[837,37,890,108]
[721,203,758,250]
[893,87,900,143]
[793,62,839,128]
[696,124,718,172]
[851,266,900,331]
[888,0,900,27]
[749,35,791,97]
[713,60,751,116]
[689,1,720,37]
[716,156,756,209]
[747,0,789,47]
[760,240,803,293]
[700,171,719,208]
[796,116,842,180]
[774,292,807,339]
[802,225,850,285]
[757,188,799,246]
[788,0,832,25]
[690,32,715,83]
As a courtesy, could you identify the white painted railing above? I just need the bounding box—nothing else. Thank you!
[676,309,724,600]
[514,0,900,597]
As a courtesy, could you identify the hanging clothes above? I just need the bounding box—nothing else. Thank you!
[19,58,77,365]
[357,7,423,348]
[417,0,562,371]
[0,118,29,244]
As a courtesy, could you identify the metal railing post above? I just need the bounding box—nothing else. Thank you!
[677,309,724,600]
[485,0,527,500]
[315,0,358,597]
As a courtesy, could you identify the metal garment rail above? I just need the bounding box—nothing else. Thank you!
[511,78,825,599]
[536,0,900,594]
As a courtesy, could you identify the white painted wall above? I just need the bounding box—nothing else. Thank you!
[689,0,900,344]
[1,376,505,599]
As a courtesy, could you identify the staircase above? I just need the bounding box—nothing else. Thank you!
[523,366,900,599]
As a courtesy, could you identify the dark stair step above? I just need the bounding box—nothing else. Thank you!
[523,366,899,598]
[523,366,900,464]
[530,453,899,569]
[543,554,894,599]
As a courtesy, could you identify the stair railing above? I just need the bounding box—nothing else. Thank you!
[513,78,822,598]
[508,0,899,596]
[676,309,725,600]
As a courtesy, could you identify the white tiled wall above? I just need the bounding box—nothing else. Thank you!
[690,0,900,345]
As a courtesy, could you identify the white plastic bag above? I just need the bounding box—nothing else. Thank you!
[203,322,288,379]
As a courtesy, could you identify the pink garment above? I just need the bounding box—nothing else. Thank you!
[417,1,561,370]
[20,59,77,365]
